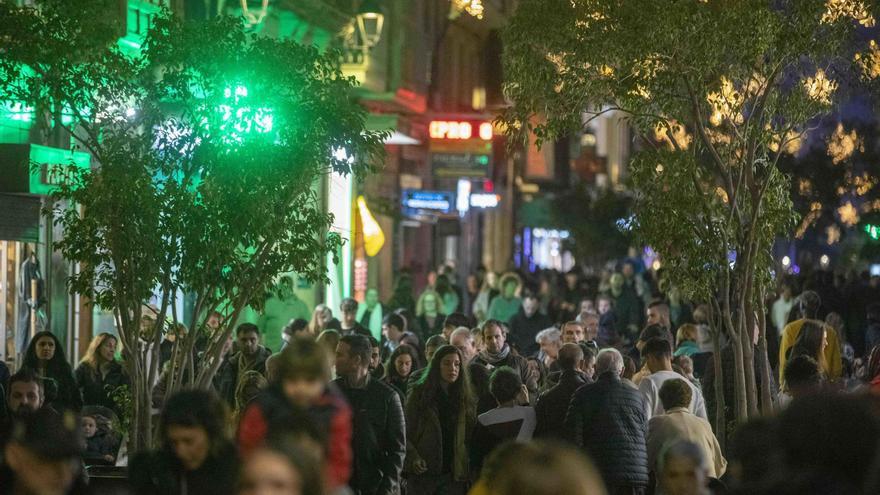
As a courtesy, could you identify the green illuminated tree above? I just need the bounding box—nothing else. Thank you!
[0,1,384,451]
[502,0,877,437]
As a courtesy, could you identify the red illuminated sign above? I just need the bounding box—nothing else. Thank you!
[430,120,493,141]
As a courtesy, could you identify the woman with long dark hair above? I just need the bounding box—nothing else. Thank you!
[21,330,81,412]
[382,344,421,402]
[76,332,129,415]
[405,344,476,494]
[130,389,238,495]
[787,320,828,371]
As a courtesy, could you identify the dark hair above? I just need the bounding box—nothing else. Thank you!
[276,337,331,383]
[481,319,507,338]
[383,313,406,333]
[489,366,522,404]
[254,434,327,495]
[236,323,260,337]
[410,345,475,419]
[283,318,308,335]
[340,297,358,312]
[639,324,673,344]
[784,355,823,391]
[339,335,371,366]
[798,291,821,318]
[22,331,73,377]
[648,299,669,311]
[7,369,43,397]
[383,344,421,381]
[788,320,825,362]
[444,312,471,329]
[425,334,447,350]
[435,274,453,297]
[367,336,380,349]
[160,389,228,455]
[643,337,672,359]
[658,378,692,410]
[557,343,584,371]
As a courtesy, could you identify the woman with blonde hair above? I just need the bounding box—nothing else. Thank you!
[307,304,333,335]
[674,324,700,358]
[76,332,129,415]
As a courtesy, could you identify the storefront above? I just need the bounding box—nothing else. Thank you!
[0,143,91,366]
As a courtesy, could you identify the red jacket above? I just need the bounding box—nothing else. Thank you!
[237,385,352,489]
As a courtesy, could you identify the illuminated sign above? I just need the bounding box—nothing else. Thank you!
[470,193,500,208]
[401,190,454,213]
[432,152,491,178]
[429,120,493,141]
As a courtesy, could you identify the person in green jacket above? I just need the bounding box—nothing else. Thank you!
[486,273,522,324]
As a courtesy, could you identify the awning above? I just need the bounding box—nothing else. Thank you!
[366,114,421,146]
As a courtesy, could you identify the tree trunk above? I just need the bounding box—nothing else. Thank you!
[709,302,726,449]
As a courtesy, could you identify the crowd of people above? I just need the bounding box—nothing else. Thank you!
[3,256,880,494]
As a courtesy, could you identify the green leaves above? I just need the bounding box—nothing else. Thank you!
[0,2,385,315]
[502,0,870,302]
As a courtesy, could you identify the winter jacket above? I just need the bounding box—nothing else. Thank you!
[413,314,445,344]
[75,361,129,415]
[333,375,406,495]
[507,309,553,356]
[404,384,474,482]
[564,372,649,488]
[647,407,726,478]
[473,350,538,399]
[535,370,588,439]
[84,431,120,466]
[129,442,238,495]
[222,346,271,405]
[238,384,352,489]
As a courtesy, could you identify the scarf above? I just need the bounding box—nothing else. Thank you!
[479,344,511,366]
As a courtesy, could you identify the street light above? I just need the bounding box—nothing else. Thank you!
[356,0,384,49]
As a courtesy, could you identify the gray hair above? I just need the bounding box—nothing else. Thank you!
[535,327,561,345]
[596,348,624,376]
[577,311,599,323]
[658,440,709,473]
[450,326,473,343]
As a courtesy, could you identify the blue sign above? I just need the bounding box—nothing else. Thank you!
[402,189,454,214]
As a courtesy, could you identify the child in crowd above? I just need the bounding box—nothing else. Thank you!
[81,413,119,466]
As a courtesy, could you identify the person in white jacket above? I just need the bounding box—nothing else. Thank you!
[639,337,707,421]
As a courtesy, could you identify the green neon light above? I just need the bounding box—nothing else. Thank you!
[866,224,880,240]
[214,85,274,144]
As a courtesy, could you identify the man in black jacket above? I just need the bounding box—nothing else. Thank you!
[565,347,649,494]
[473,320,538,399]
[334,335,406,495]
[507,292,553,356]
[535,343,589,439]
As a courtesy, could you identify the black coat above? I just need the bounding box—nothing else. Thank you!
[129,442,239,495]
[333,375,406,495]
[75,361,129,415]
[535,370,588,439]
[507,309,553,356]
[564,372,648,488]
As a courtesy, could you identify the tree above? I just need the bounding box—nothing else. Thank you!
[551,185,633,266]
[0,1,385,451]
[501,0,877,436]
